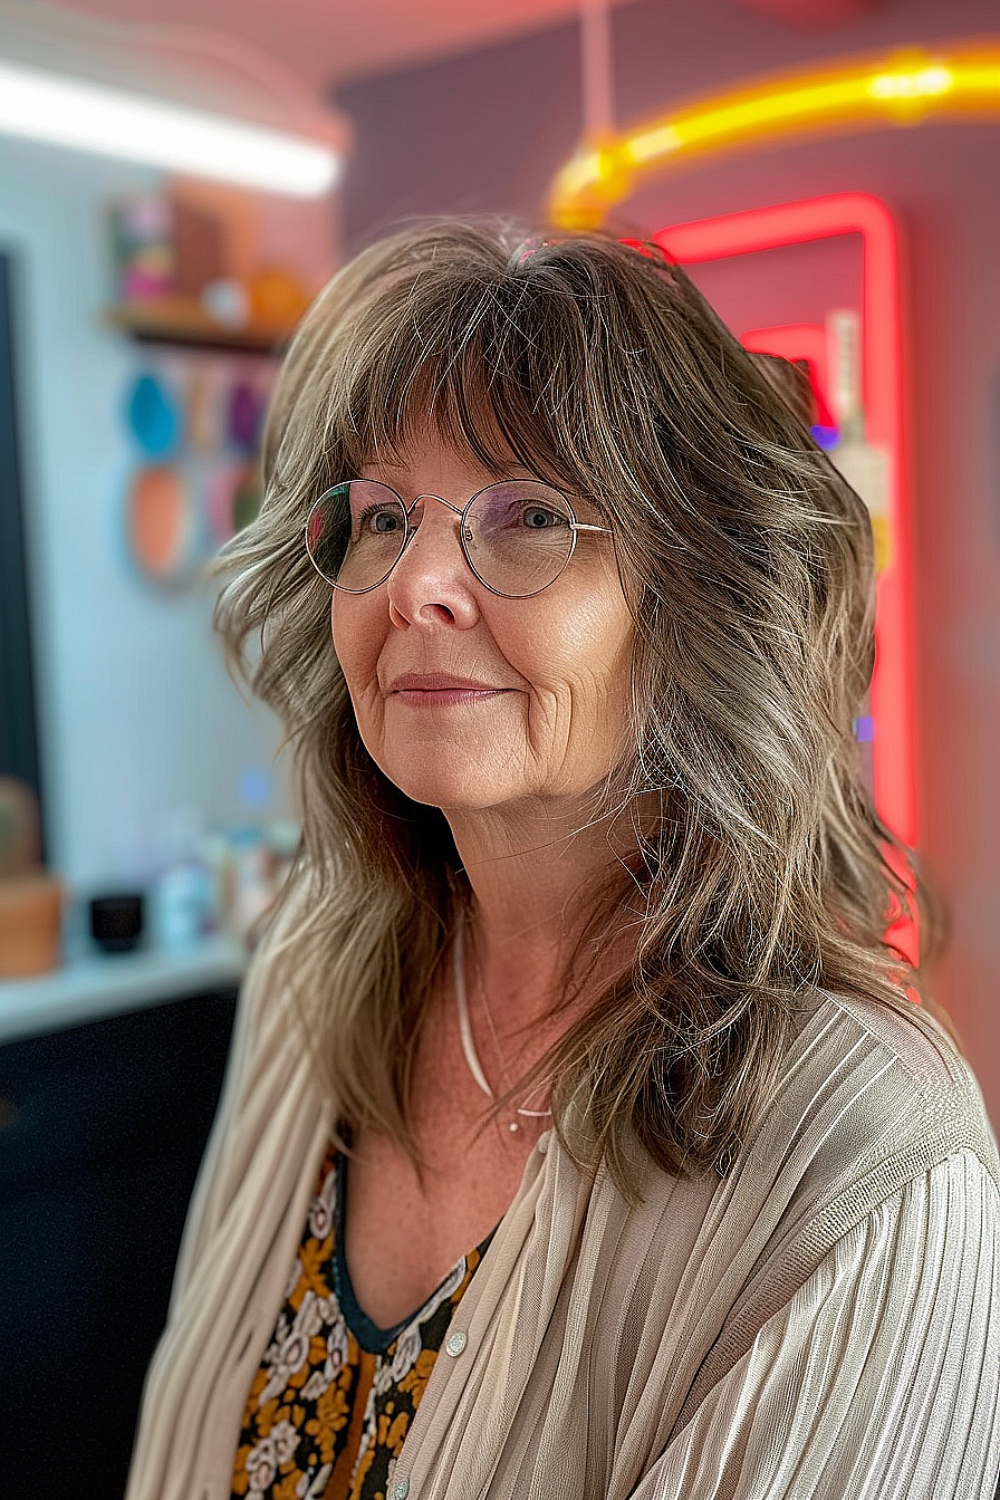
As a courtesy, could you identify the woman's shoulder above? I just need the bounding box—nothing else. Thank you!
[727,987,1000,1231]
[606,987,999,1276]
[529,991,998,1468]
[785,988,993,1139]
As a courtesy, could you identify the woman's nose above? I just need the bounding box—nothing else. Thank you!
[385,495,480,630]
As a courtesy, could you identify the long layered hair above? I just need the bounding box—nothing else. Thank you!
[214,219,936,1191]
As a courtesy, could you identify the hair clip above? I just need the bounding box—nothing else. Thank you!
[515,236,558,263]
[619,237,675,266]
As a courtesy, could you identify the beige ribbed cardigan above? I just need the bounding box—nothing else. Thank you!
[126,946,1000,1500]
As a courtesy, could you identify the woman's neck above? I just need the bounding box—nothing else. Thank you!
[445,798,635,1036]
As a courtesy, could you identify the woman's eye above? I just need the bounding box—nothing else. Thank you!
[521,506,567,530]
[355,504,402,534]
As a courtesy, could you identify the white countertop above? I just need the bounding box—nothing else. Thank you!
[0,936,246,1045]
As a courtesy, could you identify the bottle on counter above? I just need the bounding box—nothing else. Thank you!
[149,806,214,954]
[228,826,276,942]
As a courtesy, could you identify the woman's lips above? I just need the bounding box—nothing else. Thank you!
[387,672,510,706]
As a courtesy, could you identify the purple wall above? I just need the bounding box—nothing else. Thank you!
[335,0,1000,1122]
[336,23,581,241]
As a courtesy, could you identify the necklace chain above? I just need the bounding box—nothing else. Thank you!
[453,916,552,1132]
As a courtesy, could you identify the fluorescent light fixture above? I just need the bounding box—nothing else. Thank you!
[0,59,341,196]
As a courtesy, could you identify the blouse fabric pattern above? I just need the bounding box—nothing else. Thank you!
[125,929,1000,1500]
[231,1144,490,1500]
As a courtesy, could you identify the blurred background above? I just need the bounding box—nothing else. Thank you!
[0,0,997,1491]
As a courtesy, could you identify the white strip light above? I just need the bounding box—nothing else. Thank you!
[0,59,341,196]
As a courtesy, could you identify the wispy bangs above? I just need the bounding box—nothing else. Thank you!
[333,259,617,509]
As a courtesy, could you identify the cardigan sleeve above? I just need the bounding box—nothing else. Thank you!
[633,1147,1000,1500]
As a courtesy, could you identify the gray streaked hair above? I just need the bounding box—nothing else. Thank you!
[213,217,940,1192]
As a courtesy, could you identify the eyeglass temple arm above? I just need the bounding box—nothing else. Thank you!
[572,522,612,535]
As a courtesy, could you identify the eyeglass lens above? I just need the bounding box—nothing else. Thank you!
[306,480,577,596]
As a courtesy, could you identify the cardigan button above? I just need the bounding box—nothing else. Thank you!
[445,1329,467,1356]
[391,1480,409,1500]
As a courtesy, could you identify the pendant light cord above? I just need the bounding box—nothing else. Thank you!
[580,0,614,141]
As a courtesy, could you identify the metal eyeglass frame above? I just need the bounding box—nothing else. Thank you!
[305,480,613,599]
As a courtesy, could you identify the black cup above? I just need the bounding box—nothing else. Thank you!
[89,893,145,954]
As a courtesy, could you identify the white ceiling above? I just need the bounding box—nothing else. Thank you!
[50,0,626,92]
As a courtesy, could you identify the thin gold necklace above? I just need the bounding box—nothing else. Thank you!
[453,917,552,1135]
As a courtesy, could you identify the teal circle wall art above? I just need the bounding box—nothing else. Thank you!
[126,371,182,459]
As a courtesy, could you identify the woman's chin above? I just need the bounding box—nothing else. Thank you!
[390,772,519,815]
[374,746,530,814]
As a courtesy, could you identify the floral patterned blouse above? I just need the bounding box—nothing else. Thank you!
[231,1142,494,1500]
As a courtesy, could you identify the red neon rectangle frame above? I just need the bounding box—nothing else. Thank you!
[655,194,915,856]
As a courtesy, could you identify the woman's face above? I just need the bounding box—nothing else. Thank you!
[331,430,634,819]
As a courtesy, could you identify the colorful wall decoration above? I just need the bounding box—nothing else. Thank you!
[121,352,275,588]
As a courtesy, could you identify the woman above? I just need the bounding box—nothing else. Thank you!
[127,221,999,1500]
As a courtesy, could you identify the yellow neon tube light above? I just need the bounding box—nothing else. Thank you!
[549,43,1000,227]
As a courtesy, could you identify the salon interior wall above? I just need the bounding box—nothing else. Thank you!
[0,135,338,894]
[336,0,1000,1123]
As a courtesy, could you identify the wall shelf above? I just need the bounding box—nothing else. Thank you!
[105,297,293,355]
[0,935,246,1045]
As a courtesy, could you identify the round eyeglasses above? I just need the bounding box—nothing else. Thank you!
[304,479,611,598]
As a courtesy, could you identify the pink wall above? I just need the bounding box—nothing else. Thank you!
[336,0,1000,1122]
